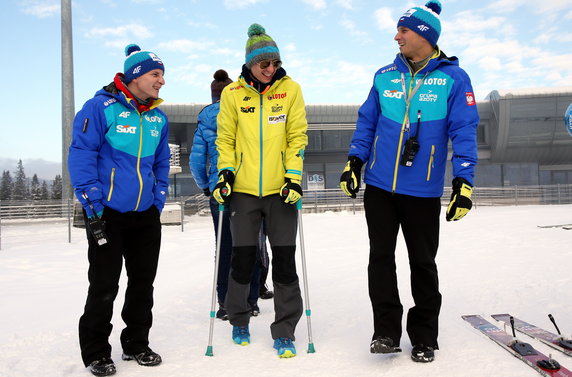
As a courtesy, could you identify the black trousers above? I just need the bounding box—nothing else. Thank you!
[79,205,161,366]
[364,185,442,348]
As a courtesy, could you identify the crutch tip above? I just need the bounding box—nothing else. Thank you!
[205,346,214,356]
[307,343,316,353]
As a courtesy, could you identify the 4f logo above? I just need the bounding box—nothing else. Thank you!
[417,25,429,32]
[243,96,251,101]
[118,111,130,118]
[240,106,256,113]
[132,66,142,74]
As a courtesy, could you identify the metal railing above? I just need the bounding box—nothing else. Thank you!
[1,184,572,249]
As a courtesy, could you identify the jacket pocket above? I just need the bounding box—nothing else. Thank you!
[107,168,116,202]
[426,145,435,181]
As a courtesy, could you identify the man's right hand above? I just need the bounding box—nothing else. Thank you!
[212,170,235,204]
[340,156,364,199]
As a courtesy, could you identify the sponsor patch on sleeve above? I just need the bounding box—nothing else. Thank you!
[466,92,476,106]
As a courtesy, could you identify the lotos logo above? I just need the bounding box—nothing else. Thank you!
[103,98,117,107]
[144,115,163,123]
[466,92,476,106]
[116,125,136,134]
[268,114,287,124]
[417,25,429,32]
[240,106,256,113]
[383,89,404,99]
[268,92,287,101]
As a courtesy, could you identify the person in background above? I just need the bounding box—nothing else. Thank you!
[565,103,572,136]
[340,0,478,363]
[214,23,308,358]
[189,69,267,320]
[69,44,169,376]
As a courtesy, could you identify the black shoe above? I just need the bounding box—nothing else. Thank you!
[250,303,260,317]
[411,344,435,362]
[87,357,116,376]
[216,306,229,320]
[259,285,274,299]
[122,348,162,366]
[370,336,402,354]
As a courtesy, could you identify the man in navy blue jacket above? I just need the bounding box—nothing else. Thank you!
[340,0,478,363]
[69,44,169,376]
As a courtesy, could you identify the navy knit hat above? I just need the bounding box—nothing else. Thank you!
[397,0,442,47]
[211,69,233,103]
[245,24,281,69]
[123,44,164,83]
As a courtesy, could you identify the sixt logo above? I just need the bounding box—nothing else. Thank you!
[268,114,287,124]
[383,89,404,99]
[118,111,130,118]
[116,125,136,134]
[243,96,251,101]
[240,106,256,113]
[268,92,287,100]
[417,25,429,32]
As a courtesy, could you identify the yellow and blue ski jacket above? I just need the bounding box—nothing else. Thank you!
[216,74,308,197]
[68,76,170,216]
[349,50,479,197]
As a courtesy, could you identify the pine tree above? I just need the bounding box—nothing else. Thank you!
[52,174,63,200]
[1,170,13,200]
[31,174,42,200]
[12,159,29,200]
[40,181,50,200]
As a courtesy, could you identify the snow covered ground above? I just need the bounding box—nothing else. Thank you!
[1,204,571,377]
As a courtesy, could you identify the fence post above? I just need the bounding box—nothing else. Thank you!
[67,198,72,243]
[180,199,185,232]
[0,200,2,251]
[514,185,518,206]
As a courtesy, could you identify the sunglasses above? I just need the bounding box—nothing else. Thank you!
[258,60,282,69]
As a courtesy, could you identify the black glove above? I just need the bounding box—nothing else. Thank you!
[339,156,364,198]
[446,177,473,221]
[87,215,108,246]
[212,169,235,204]
[203,188,211,197]
[280,178,303,204]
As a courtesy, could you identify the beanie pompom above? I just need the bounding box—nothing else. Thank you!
[125,44,141,57]
[425,0,441,15]
[247,23,266,37]
[213,69,229,82]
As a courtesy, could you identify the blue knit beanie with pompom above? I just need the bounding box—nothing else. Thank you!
[123,44,164,83]
[397,0,442,47]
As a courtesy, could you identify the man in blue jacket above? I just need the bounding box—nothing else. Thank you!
[340,0,478,363]
[69,44,170,376]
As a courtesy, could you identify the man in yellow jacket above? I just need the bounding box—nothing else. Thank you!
[214,23,308,358]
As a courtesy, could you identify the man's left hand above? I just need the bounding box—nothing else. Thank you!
[280,178,303,204]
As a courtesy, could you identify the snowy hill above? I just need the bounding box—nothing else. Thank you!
[1,205,571,377]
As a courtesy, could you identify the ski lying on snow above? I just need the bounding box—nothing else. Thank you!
[492,314,572,357]
[462,314,572,377]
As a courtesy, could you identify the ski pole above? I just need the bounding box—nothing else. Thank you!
[205,203,225,356]
[296,199,316,353]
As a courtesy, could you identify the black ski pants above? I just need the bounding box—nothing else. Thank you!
[364,185,442,349]
[225,193,303,340]
[79,205,161,366]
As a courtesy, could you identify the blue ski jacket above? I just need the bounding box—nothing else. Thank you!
[349,50,479,197]
[68,78,170,217]
[189,102,220,192]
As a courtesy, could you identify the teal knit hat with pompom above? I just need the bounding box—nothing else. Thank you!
[397,0,442,47]
[244,24,281,69]
[123,44,164,83]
